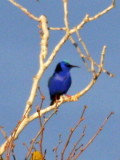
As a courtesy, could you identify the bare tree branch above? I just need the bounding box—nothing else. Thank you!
[0,0,116,157]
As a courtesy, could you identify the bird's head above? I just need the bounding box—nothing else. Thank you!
[55,61,80,72]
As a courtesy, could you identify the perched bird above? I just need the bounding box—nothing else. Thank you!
[48,61,79,105]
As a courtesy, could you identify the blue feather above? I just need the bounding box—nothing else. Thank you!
[48,61,79,105]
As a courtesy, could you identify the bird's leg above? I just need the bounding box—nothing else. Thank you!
[53,95,60,112]
[55,95,61,103]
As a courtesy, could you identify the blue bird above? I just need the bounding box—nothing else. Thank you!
[48,61,79,105]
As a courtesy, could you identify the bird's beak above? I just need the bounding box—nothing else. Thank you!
[71,65,80,68]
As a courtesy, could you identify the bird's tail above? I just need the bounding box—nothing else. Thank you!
[50,95,60,105]
[50,99,54,105]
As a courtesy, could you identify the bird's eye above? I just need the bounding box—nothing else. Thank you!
[66,63,71,68]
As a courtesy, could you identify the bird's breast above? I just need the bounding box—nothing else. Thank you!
[55,72,70,81]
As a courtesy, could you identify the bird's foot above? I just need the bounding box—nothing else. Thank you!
[65,94,72,98]
[64,95,78,102]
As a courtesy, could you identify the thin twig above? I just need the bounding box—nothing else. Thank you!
[89,0,115,21]
[36,106,44,154]
[49,27,66,31]
[11,149,16,160]
[8,0,40,21]
[67,125,86,160]
[5,106,31,159]
[0,127,8,140]
[74,112,114,159]
[63,0,69,30]
[76,30,90,57]
[69,36,88,67]
[25,110,57,159]
[53,134,62,160]
[70,0,116,34]
[61,106,87,160]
